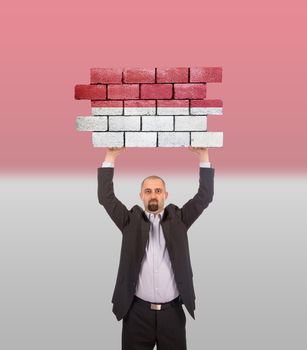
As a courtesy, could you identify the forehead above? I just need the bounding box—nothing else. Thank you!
[142,178,164,189]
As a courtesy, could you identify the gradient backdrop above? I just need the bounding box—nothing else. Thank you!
[1,1,306,349]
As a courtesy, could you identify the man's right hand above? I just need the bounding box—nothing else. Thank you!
[104,147,126,163]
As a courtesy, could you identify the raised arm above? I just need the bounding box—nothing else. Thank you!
[180,147,215,229]
[97,147,130,232]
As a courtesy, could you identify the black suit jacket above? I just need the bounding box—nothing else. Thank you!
[97,166,215,321]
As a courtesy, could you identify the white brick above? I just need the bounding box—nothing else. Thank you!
[142,116,173,131]
[175,116,207,131]
[91,107,123,115]
[158,132,190,147]
[191,107,223,115]
[157,107,189,115]
[125,132,157,147]
[92,132,124,147]
[124,107,156,116]
[109,116,140,131]
[191,132,223,147]
[76,116,107,131]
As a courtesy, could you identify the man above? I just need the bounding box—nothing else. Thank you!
[97,146,215,350]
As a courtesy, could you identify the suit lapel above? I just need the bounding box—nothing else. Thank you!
[140,211,150,252]
[161,209,174,258]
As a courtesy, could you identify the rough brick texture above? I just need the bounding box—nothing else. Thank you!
[108,84,139,100]
[109,116,140,131]
[123,68,155,83]
[75,66,223,147]
[90,68,122,84]
[156,67,189,83]
[141,84,173,99]
[174,84,206,99]
[75,85,106,100]
[190,67,222,83]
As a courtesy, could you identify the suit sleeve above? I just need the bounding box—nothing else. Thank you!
[180,167,215,229]
[97,167,130,232]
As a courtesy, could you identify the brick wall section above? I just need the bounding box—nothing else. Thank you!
[75,67,223,147]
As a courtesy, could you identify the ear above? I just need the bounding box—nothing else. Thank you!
[165,191,168,200]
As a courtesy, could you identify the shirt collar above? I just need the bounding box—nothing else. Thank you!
[144,208,165,221]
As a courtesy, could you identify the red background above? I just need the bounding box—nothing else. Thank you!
[1,0,306,175]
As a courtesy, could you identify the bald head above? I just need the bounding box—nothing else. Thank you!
[141,175,166,191]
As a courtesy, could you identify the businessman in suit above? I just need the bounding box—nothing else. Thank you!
[97,146,215,350]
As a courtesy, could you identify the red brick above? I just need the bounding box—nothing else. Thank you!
[91,100,123,107]
[75,84,106,100]
[156,67,188,83]
[123,68,155,83]
[174,84,206,99]
[157,100,189,107]
[90,68,122,84]
[108,84,139,99]
[141,84,173,99]
[190,99,223,107]
[124,100,156,108]
[190,67,222,83]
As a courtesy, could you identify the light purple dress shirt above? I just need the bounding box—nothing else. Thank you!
[101,160,211,302]
[135,208,180,302]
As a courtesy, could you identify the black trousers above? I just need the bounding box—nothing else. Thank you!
[122,296,187,350]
